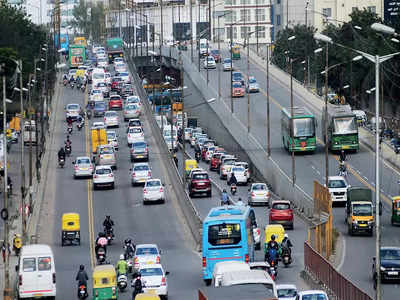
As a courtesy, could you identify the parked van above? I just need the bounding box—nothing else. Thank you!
[17,244,56,299]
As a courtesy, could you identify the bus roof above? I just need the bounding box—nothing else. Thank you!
[282,107,314,118]
[204,206,250,223]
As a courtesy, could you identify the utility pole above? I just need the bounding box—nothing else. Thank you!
[180,50,186,187]
[324,45,329,187]
[28,71,33,213]
[18,60,26,242]
[198,2,201,72]
[266,43,271,157]
[247,34,250,133]
[1,63,11,300]
[290,59,296,187]
[230,22,233,113]
[190,0,193,62]
[218,15,221,98]
[208,0,212,42]
[160,0,164,48]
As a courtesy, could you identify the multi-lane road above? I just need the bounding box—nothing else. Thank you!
[182,46,400,297]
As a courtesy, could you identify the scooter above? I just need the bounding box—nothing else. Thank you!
[96,247,106,265]
[67,126,73,135]
[63,79,68,86]
[81,84,86,92]
[59,157,65,168]
[268,260,278,280]
[281,247,292,267]
[77,121,84,131]
[65,145,72,157]
[86,110,92,120]
[117,274,128,292]
[230,183,237,195]
[77,284,88,299]
[70,82,75,89]
[104,228,114,245]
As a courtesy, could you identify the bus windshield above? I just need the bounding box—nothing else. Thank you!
[333,117,357,135]
[208,223,241,246]
[293,118,315,137]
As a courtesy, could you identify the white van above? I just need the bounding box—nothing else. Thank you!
[91,68,106,88]
[199,38,209,56]
[23,120,36,145]
[17,244,56,299]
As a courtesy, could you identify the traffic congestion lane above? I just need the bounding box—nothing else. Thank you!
[192,50,378,295]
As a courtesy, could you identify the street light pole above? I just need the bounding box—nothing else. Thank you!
[266,43,271,157]
[18,60,26,242]
[290,59,295,187]
[324,43,329,187]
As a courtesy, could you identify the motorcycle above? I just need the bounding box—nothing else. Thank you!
[77,121,84,131]
[59,157,65,168]
[70,82,75,89]
[104,228,114,245]
[266,248,278,280]
[77,284,88,299]
[67,126,73,135]
[81,84,86,92]
[268,259,278,280]
[230,183,237,195]
[281,247,292,267]
[195,152,201,163]
[86,110,92,120]
[7,178,12,195]
[65,145,72,157]
[63,79,68,86]
[96,247,106,265]
[117,274,128,292]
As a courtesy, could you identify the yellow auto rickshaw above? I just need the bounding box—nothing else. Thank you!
[135,293,161,300]
[61,213,80,246]
[391,196,400,225]
[232,45,241,60]
[185,159,198,178]
[93,265,117,300]
[264,224,285,245]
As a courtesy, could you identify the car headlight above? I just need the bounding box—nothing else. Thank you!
[380,266,386,271]
[368,221,374,225]
[352,220,358,224]
[335,141,339,145]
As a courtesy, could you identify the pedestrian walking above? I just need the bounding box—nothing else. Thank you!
[2,241,6,263]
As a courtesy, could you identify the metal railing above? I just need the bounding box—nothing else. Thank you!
[304,242,372,300]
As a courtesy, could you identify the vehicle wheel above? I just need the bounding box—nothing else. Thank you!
[348,226,353,236]
[369,229,373,236]
[162,295,168,300]
[204,279,212,286]
[143,200,147,205]
[110,183,115,189]
[131,182,135,187]
[61,238,64,247]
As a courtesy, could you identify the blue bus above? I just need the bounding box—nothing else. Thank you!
[202,206,260,285]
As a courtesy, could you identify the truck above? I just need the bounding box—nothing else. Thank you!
[187,117,198,128]
[346,187,374,236]
[106,38,124,63]
[68,44,86,68]
[321,103,359,152]
[91,128,107,154]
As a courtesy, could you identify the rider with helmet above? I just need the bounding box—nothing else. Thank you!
[265,234,280,262]
[124,238,135,259]
[95,232,108,258]
[116,254,128,276]
[221,189,229,205]
[75,264,89,297]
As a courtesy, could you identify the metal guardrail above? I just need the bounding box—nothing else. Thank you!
[304,242,372,300]
[126,52,203,249]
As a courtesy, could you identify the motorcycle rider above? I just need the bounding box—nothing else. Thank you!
[64,135,72,153]
[265,234,280,262]
[339,149,346,163]
[75,264,89,297]
[124,238,135,259]
[131,272,143,299]
[228,172,238,186]
[236,197,244,206]
[58,147,65,161]
[95,232,108,258]
[173,153,178,167]
[221,189,229,205]
[103,215,114,236]
[116,254,128,276]
[281,234,293,255]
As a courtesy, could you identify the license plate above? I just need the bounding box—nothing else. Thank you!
[81,167,88,171]
[137,155,143,158]
[34,294,43,298]
[104,155,111,159]
[301,147,306,151]
[388,271,398,275]
[147,289,157,294]
[359,224,367,227]
[198,182,205,185]
[139,179,145,182]
[342,145,350,149]
[146,261,155,264]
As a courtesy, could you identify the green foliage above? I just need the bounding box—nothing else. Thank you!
[71,0,91,38]
[91,2,106,43]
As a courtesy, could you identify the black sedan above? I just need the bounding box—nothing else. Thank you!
[373,247,400,284]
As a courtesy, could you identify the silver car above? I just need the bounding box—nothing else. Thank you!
[130,162,152,186]
[134,244,161,270]
[106,130,119,150]
[223,58,233,71]
[143,179,165,204]
[248,182,271,206]
[246,76,260,93]
[123,103,140,121]
[95,144,117,169]
[73,156,94,178]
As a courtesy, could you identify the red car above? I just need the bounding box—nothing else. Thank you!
[111,77,122,91]
[108,95,123,110]
[188,171,211,197]
[232,81,245,97]
[210,49,221,63]
[269,200,294,229]
[209,152,225,171]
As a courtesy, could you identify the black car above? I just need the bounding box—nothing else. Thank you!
[373,247,400,284]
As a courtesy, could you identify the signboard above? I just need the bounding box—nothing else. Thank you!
[384,0,400,23]
[69,46,86,67]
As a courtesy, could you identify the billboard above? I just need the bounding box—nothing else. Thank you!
[384,0,400,23]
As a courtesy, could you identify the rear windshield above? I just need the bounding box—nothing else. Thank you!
[67,104,79,110]
[136,247,158,255]
[129,120,141,126]
[129,127,142,133]
[105,112,117,117]
[134,165,149,171]
[23,258,36,272]
[193,173,209,180]
[141,268,163,276]
[77,158,90,164]
[272,203,290,210]
[208,223,241,246]
[146,181,161,187]
[253,184,266,191]
[224,159,236,165]
[126,104,138,110]
[38,257,52,271]
[133,142,147,148]
[96,168,111,175]
[100,147,114,154]
[232,167,245,172]
[301,295,327,300]
[95,102,106,108]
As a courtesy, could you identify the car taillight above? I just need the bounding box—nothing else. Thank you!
[141,132,144,136]
[94,174,98,178]
[53,273,56,284]
[108,173,114,177]
[161,277,166,286]
[132,172,136,177]
[251,192,255,197]
[89,165,93,169]
[245,253,249,263]
[112,286,116,295]
[74,165,79,170]
[156,256,160,263]
[145,147,148,152]
[148,171,151,177]
[160,187,163,193]
[143,188,147,194]
[266,191,270,197]
[19,275,22,286]
[202,257,206,268]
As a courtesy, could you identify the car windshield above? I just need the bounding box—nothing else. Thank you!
[301,294,327,300]
[107,132,116,139]
[120,72,129,76]
[208,223,241,246]
[140,268,163,276]
[96,168,111,175]
[126,104,138,110]
[67,104,79,110]
[113,77,122,82]
[233,82,242,88]
[193,173,208,180]
[211,50,219,55]
[224,159,236,165]
[77,158,90,164]
[127,97,140,103]
[253,184,266,191]
[96,83,106,87]
[353,203,372,216]
[272,203,290,210]
[328,179,346,188]
[105,112,117,117]
[129,127,142,133]
[333,117,357,134]
[207,57,214,61]
[224,59,231,63]
[277,288,297,297]
[134,165,149,171]
[95,102,106,108]
[233,73,242,78]
[232,167,245,172]
[92,90,102,94]
[249,78,257,83]
[146,181,161,187]
[381,249,400,260]
[293,118,315,137]
[136,247,158,255]
[100,147,114,154]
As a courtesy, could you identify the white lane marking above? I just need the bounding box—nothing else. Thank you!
[336,235,346,272]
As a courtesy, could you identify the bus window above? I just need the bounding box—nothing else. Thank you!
[208,223,241,246]
[293,118,315,137]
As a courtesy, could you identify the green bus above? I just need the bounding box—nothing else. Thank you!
[281,107,317,153]
[68,44,86,68]
[322,104,359,152]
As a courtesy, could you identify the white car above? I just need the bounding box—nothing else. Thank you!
[296,290,329,300]
[327,176,348,205]
[123,104,140,121]
[97,57,108,68]
[104,111,119,128]
[248,182,271,206]
[125,95,142,112]
[276,284,298,300]
[227,166,248,185]
[246,76,260,93]
[106,130,119,150]
[127,126,144,145]
[139,264,168,299]
[105,72,112,85]
[65,103,81,120]
[95,82,109,97]
[72,156,94,178]
[203,56,216,69]
[223,58,233,71]
[115,62,127,73]
[134,244,161,270]
[235,161,250,182]
[91,121,106,130]
[93,165,114,189]
[113,57,124,64]
[67,69,77,81]
[118,71,131,83]
[164,136,178,152]
[131,162,152,186]
[143,179,165,204]
[184,128,192,142]
[90,89,104,102]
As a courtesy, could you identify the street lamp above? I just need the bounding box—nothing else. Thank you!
[266,24,274,157]
[217,11,232,99]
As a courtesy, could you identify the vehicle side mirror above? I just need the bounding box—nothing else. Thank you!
[248,188,250,191]
[72,161,75,165]
[165,271,170,275]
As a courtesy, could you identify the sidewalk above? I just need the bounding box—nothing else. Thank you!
[0,73,61,299]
